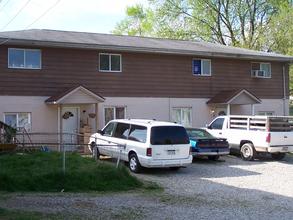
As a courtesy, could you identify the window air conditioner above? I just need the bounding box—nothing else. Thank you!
[251,70,265,77]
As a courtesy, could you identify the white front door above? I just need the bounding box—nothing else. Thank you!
[62,107,79,144]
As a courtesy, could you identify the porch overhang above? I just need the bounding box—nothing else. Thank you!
[45,85,105,104]
[207,89,261,105]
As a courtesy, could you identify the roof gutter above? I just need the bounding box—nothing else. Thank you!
[1,38,293,62]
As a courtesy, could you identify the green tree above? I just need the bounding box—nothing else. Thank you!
[266,3,293,94]
[114,0,289,50]
[113,4,155,36]
[114,0,293,91]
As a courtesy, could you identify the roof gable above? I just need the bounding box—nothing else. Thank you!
[45,85,105,104]
[207,89,261,105]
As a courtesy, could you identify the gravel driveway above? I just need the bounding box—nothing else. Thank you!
[1,154,293,219]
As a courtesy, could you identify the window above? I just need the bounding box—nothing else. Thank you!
[128,125,147,143]
[4,113,31,131]
[113,123,130,139]
[8,48,41,69]
[151,126,189,145]
[192,59,211,76]
[251,62,271,78]
[103,122,116,136]
[104,107,126,125]
[209,118,224,130]
[99,53,121,72]
[257,111,274,116]
[171,107,192,127]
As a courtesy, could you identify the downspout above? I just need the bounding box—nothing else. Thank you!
[282,65,286,116]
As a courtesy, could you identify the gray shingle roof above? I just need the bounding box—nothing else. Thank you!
[0,29,292,62]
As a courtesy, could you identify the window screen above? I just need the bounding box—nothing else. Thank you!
[8,48,41,69]
[99,54,121,72]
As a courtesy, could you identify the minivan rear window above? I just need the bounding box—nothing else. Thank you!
[151,126,189,145]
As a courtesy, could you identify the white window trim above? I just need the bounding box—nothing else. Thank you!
[99,53,122,72]
[192,58,212,76]
[3,112,32,130]
[8,48,42,69]
[171,107,192,127]
[103,106,127,125]
[251,62,271,78]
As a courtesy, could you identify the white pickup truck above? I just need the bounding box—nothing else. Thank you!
[206,115,293,161]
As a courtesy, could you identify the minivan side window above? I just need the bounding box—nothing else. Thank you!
[113,123,130,139]
[151,126,189,145]
[210,118,224,129]
[103,122,116,136]
[128,125,147,143]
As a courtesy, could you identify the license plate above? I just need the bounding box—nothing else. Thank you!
[282,147,288,151]
[167,150,176,155]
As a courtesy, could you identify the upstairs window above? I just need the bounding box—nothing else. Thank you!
[99,53,121,72]
[251,62,271,78]
[8,48,41,69]
[192,59,211,76]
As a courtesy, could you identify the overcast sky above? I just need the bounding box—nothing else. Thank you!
[0,0,147,33]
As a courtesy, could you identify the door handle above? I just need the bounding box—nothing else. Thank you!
[219,132,222,135]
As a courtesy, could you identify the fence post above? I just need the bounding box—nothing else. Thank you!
[116,144,125,168]
[62,137,66,175]
[93,136,97,160]
[94,146,97,161]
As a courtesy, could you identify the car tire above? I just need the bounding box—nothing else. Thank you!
[208,155,220,161]
[240,143,256,161]
[129,153,142,173]
[271,153,286,161]
[90,142,100,160]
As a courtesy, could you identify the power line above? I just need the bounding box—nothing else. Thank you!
[0,0,10,13]
[24,0,61,29]
[0,0,31,31]
[0,0,61,45]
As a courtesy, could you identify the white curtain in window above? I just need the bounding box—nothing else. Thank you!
[171,108,181,124]
[104,108,114,124]
[181,108,192,127]
[172,108,192,127]
[18,113,31,131]
[202,60,211,75]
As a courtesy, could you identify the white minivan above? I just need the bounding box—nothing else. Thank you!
[89,119,193,172]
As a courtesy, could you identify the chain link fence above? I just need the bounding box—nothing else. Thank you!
[0,131,125,173]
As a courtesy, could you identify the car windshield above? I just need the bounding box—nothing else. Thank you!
[151,126,189,145]
[186,128,215,139]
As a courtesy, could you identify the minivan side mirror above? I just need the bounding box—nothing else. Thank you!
[206,124,212,129]
[97,129,104,135]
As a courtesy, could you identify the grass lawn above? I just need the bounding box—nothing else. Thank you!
[0,152,143,192]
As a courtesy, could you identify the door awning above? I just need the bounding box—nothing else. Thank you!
[45,85,105,104]
[207,89,261,105]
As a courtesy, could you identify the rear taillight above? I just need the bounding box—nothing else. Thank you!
[266,133,271,143]
[189,147,192,155]
[146,148,152,156]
